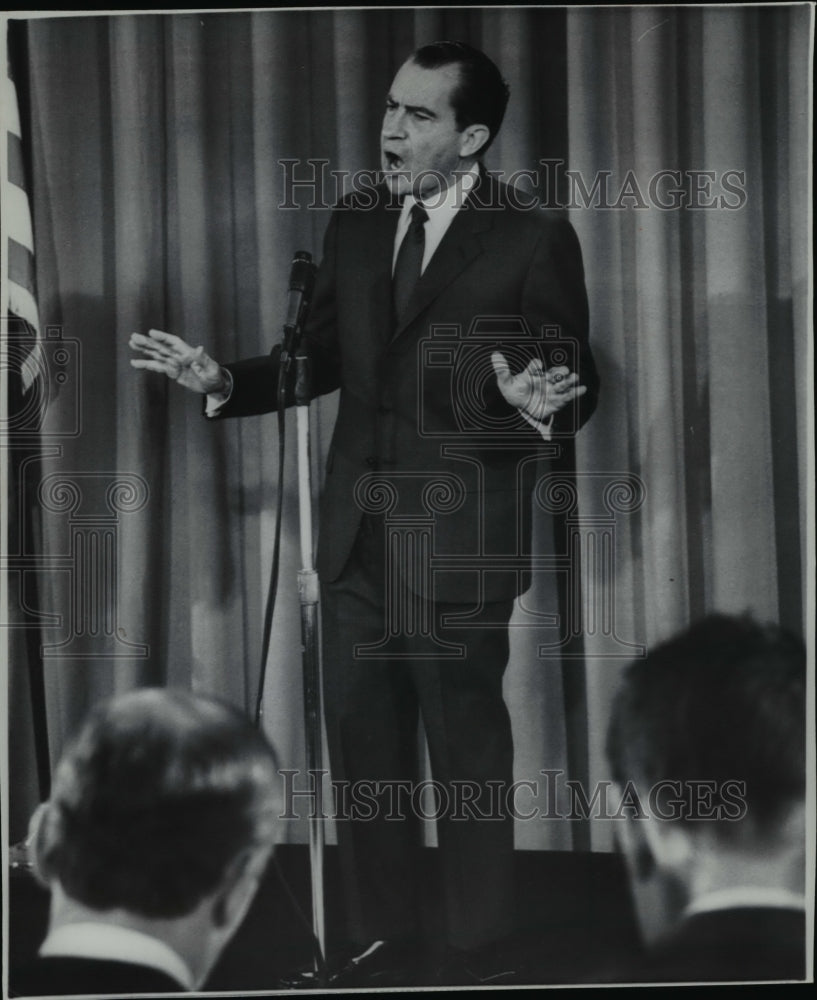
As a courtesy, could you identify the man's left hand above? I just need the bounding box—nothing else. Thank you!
[491,351,586,423]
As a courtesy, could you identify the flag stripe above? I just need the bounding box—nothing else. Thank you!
[8,236,35,293]
[3,72,22,136]
[8,280,39,329]
[8,285,43,393]
[8,130,25,188]
[5,183,34,251]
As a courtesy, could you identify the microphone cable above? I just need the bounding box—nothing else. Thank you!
[253,250,316,728]
[251,252,328,983]
[254,352,289,729]
[271,849,329,984]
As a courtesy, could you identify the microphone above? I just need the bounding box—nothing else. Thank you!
[282,251,317,355]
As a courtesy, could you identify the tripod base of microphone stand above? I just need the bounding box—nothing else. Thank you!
[279,939,425,990]
[277,966,329,990]
[278,948,348,990]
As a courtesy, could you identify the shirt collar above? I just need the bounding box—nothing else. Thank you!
[40,922,195,989]
[394,163,480,274]
[401,162,480,219]
[684,886,807,919]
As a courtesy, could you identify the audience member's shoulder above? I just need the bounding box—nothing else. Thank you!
[11,954,185,996]
[592,908,807,985]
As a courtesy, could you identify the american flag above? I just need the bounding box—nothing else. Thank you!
[4,27,42,394]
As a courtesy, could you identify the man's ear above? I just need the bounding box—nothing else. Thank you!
[459,124,490,158]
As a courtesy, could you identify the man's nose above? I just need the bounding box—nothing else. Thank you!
[382,108,407,138]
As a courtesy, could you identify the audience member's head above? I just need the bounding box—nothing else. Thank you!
[606,613,806,945]
[30,688,280,988]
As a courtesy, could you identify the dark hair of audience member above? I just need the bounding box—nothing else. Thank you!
[606,613,805,840]
[33,688,278,918]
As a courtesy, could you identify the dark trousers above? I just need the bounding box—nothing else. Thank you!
[321,518,516,951]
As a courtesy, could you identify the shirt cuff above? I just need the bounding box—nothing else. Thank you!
[205,368,233,417]
[518,407,554,441]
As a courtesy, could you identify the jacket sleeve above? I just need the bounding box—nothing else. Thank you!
[477,214,599,441]
[521,215,599,437]
[208,211,342,420]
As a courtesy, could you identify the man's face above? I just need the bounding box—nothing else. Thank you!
[381,58,469,199]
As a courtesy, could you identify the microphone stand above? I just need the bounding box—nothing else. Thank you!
[291,348,327,977]
[258,251,326,982]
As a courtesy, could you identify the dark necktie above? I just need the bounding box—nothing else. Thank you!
[392,202,428,326]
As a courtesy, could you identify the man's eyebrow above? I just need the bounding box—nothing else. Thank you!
[385,94,437,118]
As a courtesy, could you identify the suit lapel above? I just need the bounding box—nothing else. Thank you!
[353,187,401,345]
[391,172,497,341]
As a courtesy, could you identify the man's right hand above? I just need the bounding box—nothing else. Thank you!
[129,329,228,395]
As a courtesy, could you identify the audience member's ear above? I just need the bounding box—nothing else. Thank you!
[195,847,271,990]
[613,810,690,947]
[26,802,52,888]
[632,837,655,881]
[211,846,271,932]
[640,816,694,873]
[614,817,651,880]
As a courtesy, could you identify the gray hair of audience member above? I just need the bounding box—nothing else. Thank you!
[606,613,806,842]
[31,688,279,918]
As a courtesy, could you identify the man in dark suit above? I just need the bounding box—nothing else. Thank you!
[130,41,599,986]
[604,614,807,983]
[11,689,280,997]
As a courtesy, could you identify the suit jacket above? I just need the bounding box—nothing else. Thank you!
[216,171,599,603]
[10,955,185,996]
[610,907,807,983]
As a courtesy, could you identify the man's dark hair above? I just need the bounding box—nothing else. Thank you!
[33,688,278,918]
[606,614,805,837]
[412,40,510,154]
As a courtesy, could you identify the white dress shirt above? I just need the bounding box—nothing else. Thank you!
[392,164,480,273]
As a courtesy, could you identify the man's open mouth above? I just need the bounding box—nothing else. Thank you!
[383,151,404,170]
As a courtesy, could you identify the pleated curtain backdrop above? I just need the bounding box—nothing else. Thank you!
[7,7,809,854]
[9,8,575,847]
[566,4,810,847]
